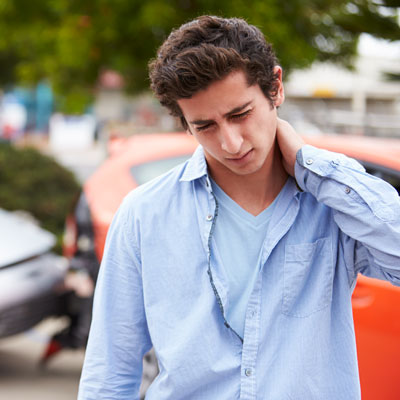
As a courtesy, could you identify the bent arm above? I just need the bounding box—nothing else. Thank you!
[78,202,152,400]
[295,144,400,287]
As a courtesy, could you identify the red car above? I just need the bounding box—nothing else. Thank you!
[65,132,400,399]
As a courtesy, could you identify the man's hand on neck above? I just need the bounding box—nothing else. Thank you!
[276,118,305,177]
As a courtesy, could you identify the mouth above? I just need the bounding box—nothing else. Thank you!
[227,149,253,162]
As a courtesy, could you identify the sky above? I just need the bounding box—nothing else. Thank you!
[358,33,400,59]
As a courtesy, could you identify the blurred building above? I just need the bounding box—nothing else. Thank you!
[282,36,400,137]
[0,82,54,141]
[93,69,178,138]
[92,37,400,138]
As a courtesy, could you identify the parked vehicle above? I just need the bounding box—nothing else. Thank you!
[64,132,400,400]
[0,209,68,339]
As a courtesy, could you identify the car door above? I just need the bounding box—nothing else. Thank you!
[352,162,400,400]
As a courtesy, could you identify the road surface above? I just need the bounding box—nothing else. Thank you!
[0,318,84,400]
[0,318,157,399]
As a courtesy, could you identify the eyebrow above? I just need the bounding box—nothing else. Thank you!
[189,101,252,125]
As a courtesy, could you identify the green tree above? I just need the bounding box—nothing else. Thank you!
[0,0,398,112]
[0,142,81,252]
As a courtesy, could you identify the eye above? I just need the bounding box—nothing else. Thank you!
[231,109,252,120]
[196,123,213,132]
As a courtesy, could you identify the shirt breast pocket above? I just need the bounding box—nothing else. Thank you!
[282,237,334,318]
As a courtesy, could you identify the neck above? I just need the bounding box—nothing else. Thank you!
[210,142,288,216]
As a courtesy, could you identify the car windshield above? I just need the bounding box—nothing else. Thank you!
[361,161,400,195]
[130,155,192,185]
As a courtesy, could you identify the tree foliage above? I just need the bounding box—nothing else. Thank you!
[0,0,398,112]
[0,142,81,252]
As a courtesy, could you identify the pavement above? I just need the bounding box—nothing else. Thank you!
[0,317,157,400]
[0,318,85,400]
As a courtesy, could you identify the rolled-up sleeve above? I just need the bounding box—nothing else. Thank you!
[295,144,400,287]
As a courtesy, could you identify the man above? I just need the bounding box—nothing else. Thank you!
[78,16,400,399]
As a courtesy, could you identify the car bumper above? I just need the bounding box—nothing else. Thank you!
[0,253,69,338]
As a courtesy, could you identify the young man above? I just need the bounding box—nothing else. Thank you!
[78,16,400,399]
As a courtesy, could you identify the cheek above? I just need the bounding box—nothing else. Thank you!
[260,114,277,138]
[193,134,219,153]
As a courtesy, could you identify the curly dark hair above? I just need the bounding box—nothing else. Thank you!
[149,15,280,129]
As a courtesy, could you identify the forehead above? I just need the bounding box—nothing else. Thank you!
[177,71,260,119]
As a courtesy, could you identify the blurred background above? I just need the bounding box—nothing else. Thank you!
[0,1,399,399]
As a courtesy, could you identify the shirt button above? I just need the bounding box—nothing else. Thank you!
[244,368,253,377]
[250,309,256,318]
[206,214,213,221]
[345,187,351,194]
[306,158,314,165]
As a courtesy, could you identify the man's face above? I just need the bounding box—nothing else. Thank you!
[177,68,284,180]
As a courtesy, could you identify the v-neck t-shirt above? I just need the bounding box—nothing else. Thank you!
[210,178,282,338]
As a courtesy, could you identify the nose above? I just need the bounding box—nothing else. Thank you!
[220,124,243,154]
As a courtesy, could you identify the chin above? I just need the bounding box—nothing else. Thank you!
[232,163,263,176]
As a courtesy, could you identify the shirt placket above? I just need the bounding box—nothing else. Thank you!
[201,176,242,339]
[240,274,262,399]
[239,189,301,399]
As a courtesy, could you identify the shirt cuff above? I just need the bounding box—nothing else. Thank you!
[294,144,364,192]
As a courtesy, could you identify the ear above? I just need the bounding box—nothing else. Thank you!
[273,66,285,108]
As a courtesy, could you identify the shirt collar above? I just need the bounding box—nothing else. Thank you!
[180,145,303,199]
[180,145,208,182]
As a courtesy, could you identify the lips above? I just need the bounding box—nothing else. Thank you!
[227,149,253,161]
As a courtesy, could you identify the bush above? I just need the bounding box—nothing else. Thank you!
[0,142,81,252]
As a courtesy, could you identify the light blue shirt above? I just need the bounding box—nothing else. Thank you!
[78,145,400,400]
[210,178,280,338]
